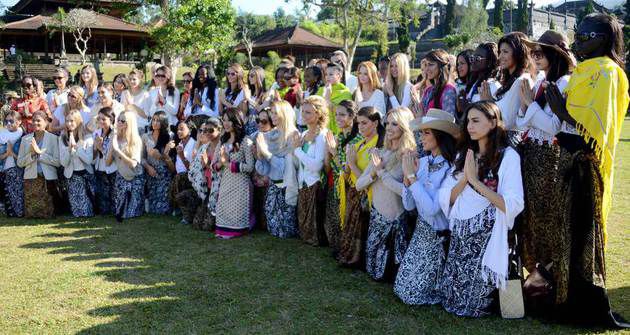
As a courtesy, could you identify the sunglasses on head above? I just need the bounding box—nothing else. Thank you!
[575,31,607,42]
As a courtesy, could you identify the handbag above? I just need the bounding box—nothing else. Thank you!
[499,229,525,319]
[523,262,554,316]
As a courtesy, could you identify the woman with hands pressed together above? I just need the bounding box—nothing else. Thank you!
[106,111,144,222]
[337,106,383,267]
[0,111,24,217]
[394,108,459,305]
[358,107,416,281]
[59,110,95,217]
[187,118,223,231]
[17,111,61,218]
[170,121,197,224]
[438,101,524,317]
[291,96,329,246]
[213,108,255,239]
[255,101,300,238]
[323,100,361,252]
[93,107,117,215]
[142,111,175,215]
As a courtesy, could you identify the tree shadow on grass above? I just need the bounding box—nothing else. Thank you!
[16,216,622,334]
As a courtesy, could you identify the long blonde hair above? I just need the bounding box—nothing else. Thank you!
[386,53,410,103]
[80,64,98,96]
[118,110,142,158]
[303,95,329,130]
[61,110,87,145]
[64,86,87,115]
[270,100,297,142]
[384,107,416,170]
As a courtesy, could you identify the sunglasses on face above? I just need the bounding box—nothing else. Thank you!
[183,79,192,84]
[200,127,216,134]
[575,31,607,42]
[226,72,237,77]
[155,74,166,78]
[22,83,34,88]
[256,118,269,125]
[117,119,126,124]
[468,55,486,63]
[4,119,15,125]
[53,76,65,80]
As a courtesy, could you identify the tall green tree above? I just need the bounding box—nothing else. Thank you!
[445,0,456,35]
[150,0,236,64]
[493,0,504,32]
[301,0,424,68]
[516,0,528,33]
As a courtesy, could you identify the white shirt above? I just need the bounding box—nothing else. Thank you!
[184,86,219,118]
[516,75,571,143]
[53,105,92,127]
[345,73,359,93]
[175,137,196,174]
[0,128,23,170]
[293,129,326,188]
[389,81,413,109]
[495,73,533,131]
[467,78,502,103]
[46,88,69,112]
[125,90,150,129]
[358,89,387,116]
[93,128,117,174]
[148,87,181,126]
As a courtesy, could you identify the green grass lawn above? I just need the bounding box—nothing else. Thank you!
[0,123,628,334]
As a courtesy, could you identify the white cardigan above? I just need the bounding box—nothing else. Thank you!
[59,135,94,178]
[438,147,524,289]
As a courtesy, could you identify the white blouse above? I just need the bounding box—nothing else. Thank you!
[0,128,23,171]
[175,137,196,174]
[293,129,326,188]
[125,90,151,130]
[515,75,570,143]
[46,88,69,112]
[495,73,533,131]
[358,89,387,116]
[59,135,94,178]
[389,81,413,109]
[184,86,220,118]
[148,87,181,126]
[438,147,524,288]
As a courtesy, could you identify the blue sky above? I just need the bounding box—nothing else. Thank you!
[1,0,623,15]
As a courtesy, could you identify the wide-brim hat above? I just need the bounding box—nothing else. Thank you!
[3,91,19,99]
[524,30,577,69]
[410,108,461,138]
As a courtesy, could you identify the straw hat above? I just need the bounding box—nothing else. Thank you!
[3,91,19,99]
[524,30,577,69]
[410,108,461,138]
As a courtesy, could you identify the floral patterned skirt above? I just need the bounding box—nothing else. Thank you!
[337,186,369,267]
[114,173,145,219]
[441,206,497,318]
[365,209,408,281]
[265,183,298,238]
[297,181,326,246]
[146,164,172,215]
[95,171,116,215]
[324,183,341,252]
[66,171,96,218]
[3,167,24,217]
[394,217,446,305]
[24,176,56,219]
